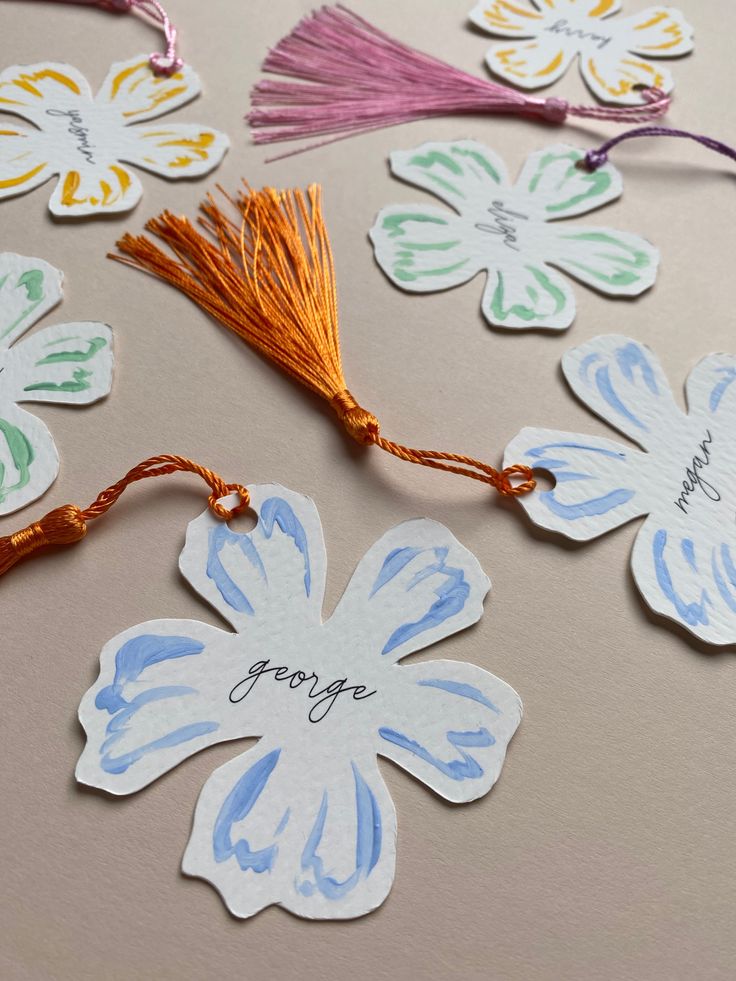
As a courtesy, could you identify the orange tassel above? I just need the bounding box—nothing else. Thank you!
[112,184,535,498]
[0,455,249,578]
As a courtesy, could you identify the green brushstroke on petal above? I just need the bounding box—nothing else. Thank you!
[394,256,471,283]
[491,266,567,323]
[450,146,502,184]
[382,212,450,238]
[558,231,651,286]
[36,335,107,365]
[24,367,93,393]
[527,150,612,216]
[406,150,466,199]
[0,268,46,341]
[0,416,34,502]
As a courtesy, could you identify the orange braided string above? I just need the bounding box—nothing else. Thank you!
[112,184,536,499]
[0,455,249,576]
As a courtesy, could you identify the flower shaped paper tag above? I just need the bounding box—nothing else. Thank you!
[370,140,659,331]
[469,1,694,105]
[505,334,736,646]
[0,57,229,217]
[0,253,113,515]
[76,484,521,920]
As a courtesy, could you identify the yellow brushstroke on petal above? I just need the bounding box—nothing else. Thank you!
[6,69,81,100]
[0,162,47,189]
[122,85,187,119]
[494,46,534,79]
[635,11,668,30]
[141,130,215,167]
[109,165,131,192]
[535,49,564,76]
[633,13,685,51]
[483,1,543,30]
[586,56,663,97]
[60,166,132,208]
[109,61,149,100]
[587,0,616,17]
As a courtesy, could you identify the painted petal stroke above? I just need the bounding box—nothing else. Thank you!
[119,123,229,178]
[514,144,622,219]
[7,322,113,405]
[48,163,143,217]
[0,401,58,516]
[95,56,202,124]
[0,63,92,124]
[0,253,62,351]
[481,260,575,330]
[547,224,658,296]
[389,141,510,211]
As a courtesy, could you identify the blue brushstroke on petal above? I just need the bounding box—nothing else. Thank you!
[653,529,710,626]
[418,678,500,714]
[616,342,659,395]
[275,807,291,836]
[298,763,382,899]
[206,525,267,615]
[721,544,736,587]
[260,497,311,597]
[541,487,635,520]
[371,546,421,597]
[379,546,470,656]
[213,748,281,872]
[709,367,736,412]
[711,546,736,613]
[596,365,647,431]
[681,538,697,573]
[96,634,205,713]
[378,726,494,780]
[579,351,600,382]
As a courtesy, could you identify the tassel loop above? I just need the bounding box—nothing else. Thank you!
[0,504,88,575]
[331,390,380,445]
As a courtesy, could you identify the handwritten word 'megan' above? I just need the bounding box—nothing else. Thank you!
[674,430,721,513]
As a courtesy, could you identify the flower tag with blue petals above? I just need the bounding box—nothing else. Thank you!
[76,483,521,920]
[0,57,229,217]
[505,334,736,646]
[0,252,113,515]
[369,140,659,331]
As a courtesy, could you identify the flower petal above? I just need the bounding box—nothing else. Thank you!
[632,520,736,646]
[615,6,694,57]
[0,401,58,515]
[388,140,510,210]
[481,260,575,330]
[485,38,576,89]
[182,742,396,919]
[370,204,478,293]
[562,334,683,449]
[48,164,142,217]
[0,253,62,351]
[7,322,113,405]
[546,224,659,296]
[686,354,736,425]
[514,143,622,219]
[76,620,256,795]
[0,62,92,124]
[180,484,327,633]
[468,1,544,38]
[377,658,521,802]
[0,126,53,204]
[95,55,201,124]
[504,426,649,540]
[327,518,489,665]
[118,123,229,178]
[580,49,673,104]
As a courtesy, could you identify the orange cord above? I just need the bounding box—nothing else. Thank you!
[112,184,536,500]
[0,455,249,576]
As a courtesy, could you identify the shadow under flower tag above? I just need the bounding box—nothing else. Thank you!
[76,483,521,920]
[505,334,736,647]
[370,140,659,331]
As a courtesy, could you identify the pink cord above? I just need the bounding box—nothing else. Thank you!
[248,5,671,160]
[32,0,182,75]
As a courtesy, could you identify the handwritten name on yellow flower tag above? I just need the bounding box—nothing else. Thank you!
[76,484,521,919]
[505,334,736,647]
[0,253,113,515]
[469,1,694,105]
[0,57,229,217]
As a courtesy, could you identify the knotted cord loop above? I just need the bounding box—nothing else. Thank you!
[331,390,380,445]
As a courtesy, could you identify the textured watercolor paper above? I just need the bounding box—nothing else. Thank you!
[370,140,658,331]
[76,484,521,920]
[0,56,229,217]
[505,334,736,646]
[0,252,113,515]
[469,1,694,105]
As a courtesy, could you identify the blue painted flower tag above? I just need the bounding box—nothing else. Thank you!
[505,334,736,646]
[76,484,522,920]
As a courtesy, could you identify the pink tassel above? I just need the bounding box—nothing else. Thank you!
[248,5,671,160]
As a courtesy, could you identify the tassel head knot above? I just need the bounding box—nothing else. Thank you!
[331,390,380,445]
[1,504,87,575]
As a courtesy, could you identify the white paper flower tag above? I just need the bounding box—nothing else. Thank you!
[505,334,736,646]
[369,140,658,331]
[469,1,694,105]
[0,57,229,217]
[0,253,113,515]
[76,484,522,920]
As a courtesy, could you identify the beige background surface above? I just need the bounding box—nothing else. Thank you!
[1,1,734,979]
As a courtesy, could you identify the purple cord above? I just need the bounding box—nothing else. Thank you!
[586,127,736,170]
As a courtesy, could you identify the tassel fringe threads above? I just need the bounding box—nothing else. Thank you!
[113,184,535,498]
